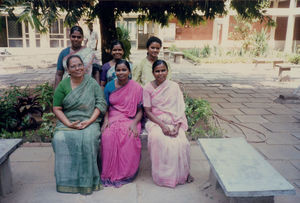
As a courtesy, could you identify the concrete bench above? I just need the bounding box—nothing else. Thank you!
[0,139,22,196]
[173,52,184,64]
[253,58,284,68]
[275,63,300,81]
[198,137,295,203]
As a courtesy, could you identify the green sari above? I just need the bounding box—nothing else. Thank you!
[52,75,107,194]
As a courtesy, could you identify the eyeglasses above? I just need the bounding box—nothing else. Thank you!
[71,35,82,39]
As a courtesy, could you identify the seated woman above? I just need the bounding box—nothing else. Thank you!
[101,59,143,187]
[52,55,107,194]
[143,60,193,188]
[100,40,132,87]
[132,36,171,86]
[54,25,100,89]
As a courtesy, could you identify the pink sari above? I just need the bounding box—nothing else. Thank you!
[101,80,142,187]
[143,80,190,188]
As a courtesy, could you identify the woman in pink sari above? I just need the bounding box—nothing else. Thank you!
[143,60,193,188]
[101,59,143,187]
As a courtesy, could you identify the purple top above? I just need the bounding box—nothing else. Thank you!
[100,62,111,82]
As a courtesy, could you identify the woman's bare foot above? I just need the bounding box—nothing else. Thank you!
[186,174,194,183]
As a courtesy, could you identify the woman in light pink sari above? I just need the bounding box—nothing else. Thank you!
[143,60,193,188]
[101,59,143,187]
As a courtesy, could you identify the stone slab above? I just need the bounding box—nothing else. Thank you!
[240,108,271,115]
[0,139,22,165]
[262,123,300,133]
[291,132,300,139]
[10,147,53,162]
[226,97,252,103]
[268,160,300,180]
[262,115,299,123]
[198,138,295,197]
[290,160,300,171]
[254,144,300,160]
[265,133,300,145]
[294,145,300,151]
[234,115,269,123]
[218,103,245,109]
[266,108,296,115]
[214,108,244,115]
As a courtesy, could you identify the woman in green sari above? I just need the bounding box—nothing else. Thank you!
[52,55,107,194]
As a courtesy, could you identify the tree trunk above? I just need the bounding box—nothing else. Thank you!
[97,2,117,64]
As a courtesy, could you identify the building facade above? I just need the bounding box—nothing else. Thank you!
[0,0,299,53]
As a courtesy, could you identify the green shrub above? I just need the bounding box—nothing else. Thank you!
[34,82,54,111]
[288,54,300,64]
[184,93,222,140]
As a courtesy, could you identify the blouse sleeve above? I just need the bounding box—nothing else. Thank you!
[143,87,152,108]
[100,63,110,82]
[53,83,65,107]
[132,62,142,84]
[94,82,107,114]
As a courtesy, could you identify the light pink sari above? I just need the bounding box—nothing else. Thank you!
[101,80,143,187]
[143,80,190,188]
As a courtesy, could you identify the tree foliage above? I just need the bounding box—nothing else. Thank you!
[1,0,273,63]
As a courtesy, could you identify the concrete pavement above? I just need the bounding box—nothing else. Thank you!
[0,50,300,202]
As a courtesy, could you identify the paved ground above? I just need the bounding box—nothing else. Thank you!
[0,50,300,202]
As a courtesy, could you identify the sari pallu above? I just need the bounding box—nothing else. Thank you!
[62,47,96,79]
[52,75,107,194]
[101,80,143,187]
[143,80,190,188]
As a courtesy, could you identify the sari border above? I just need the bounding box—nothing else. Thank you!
[56,184,103,195]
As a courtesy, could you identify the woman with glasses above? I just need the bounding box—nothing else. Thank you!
[54,25,100,89]
[52,55,107,194]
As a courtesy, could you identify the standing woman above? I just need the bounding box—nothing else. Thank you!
[132,36,171,86]
[101,59,143,187]
[54,25,100,89]
[143,60,193,188]
[100,40,132,87]
[52,55,107,194]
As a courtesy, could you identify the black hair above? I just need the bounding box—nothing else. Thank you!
[146,36,162,49]
[110,40,125,53]
[70,25,83,36]
[152,60,168,73]
[115,59,131,72]
[66,55,83,68]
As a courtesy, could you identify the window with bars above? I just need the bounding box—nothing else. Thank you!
[49,19,65,48]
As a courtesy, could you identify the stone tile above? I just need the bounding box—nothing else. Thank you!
[218,102,245,109]
[295,145,300,151]
[240,108,271,115]
[204,97,228,103]
[266,133,300,145]
[254,144,300,160]
[294,180,300,188]
[262,115,299,123]
[208,94,229,98]
[247,98,274,103]
[250,93,274,98]
[268,160,300,180]
[214,108,244,115]
[291,160,300,171]
[209,103,221,109]
[225,97,252,102]
[233,89,255,94]
[242,103,270,108]
[234,115,269,123]
[262,123,300,133]
[292,133,300,139]
[266,108,296,115]
[228,93,253,98]
[275,187,300,203]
